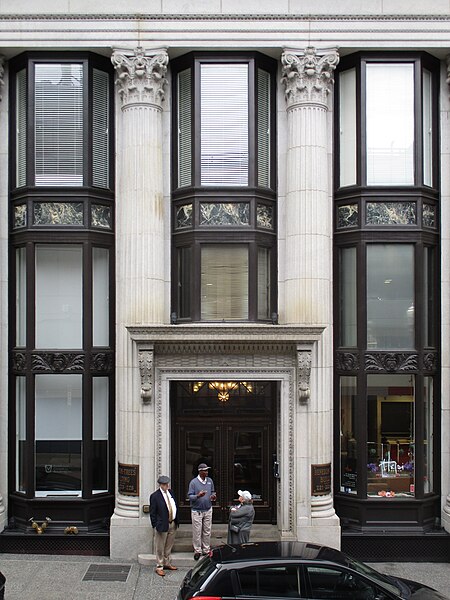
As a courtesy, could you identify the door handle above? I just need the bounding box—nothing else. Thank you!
[273,456,280,479]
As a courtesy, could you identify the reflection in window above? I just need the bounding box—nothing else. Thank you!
[423,377,433,494]
[35,374,82,496]
[306,566,377,600]
[366,64,414,186]
[16,377,26,493]
[367,374,415,498]
[340,377,357,494]
[340,247,357,347]
[423,69,433,187]
[257,247,271,320]
[35,245,83,349]
[339,68,356,187]
[238,566,300,597]
[93,248,109,347]
[367,244,414,349]
[16,247,26,347]
[201,245,248,320]
[92,377,109,493]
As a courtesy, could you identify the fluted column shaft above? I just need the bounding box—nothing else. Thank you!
[111,47,168,520]
[282,47,340,542]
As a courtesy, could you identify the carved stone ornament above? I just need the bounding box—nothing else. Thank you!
[335,352,359,372]
[91,352,114,373]
[365,352,418,373]
[138,345,154,403]
[12,352,27,372]
[31,353,85,373]
[0,55,4,101]
[297,348,312,404]
[281,46,339,109]
[423,352,438,372]
[111,47,169,109]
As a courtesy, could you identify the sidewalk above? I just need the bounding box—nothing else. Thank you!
[0,552,449,599]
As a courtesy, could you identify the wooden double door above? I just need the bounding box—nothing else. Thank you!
[171,382,277,523]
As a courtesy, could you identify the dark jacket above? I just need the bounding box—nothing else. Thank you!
[228,501,255,544]
[149,488,179,532]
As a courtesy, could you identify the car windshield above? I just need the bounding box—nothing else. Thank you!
[345,556,400,595]
[186,556,217,589]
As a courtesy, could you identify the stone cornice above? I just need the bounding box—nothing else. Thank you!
[127,324,324,346]
[281,46,339,109]
[111,46,168,109]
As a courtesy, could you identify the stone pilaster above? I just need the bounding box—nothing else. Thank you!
[110,47,168,558]
[282,47,340,547]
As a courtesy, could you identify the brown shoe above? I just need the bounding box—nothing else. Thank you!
[155,567,165,577]
[164,565,178,570]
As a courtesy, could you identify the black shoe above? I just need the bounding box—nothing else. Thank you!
[194,552,201,560]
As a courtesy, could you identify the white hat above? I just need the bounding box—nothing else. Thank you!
[238,490,252,501]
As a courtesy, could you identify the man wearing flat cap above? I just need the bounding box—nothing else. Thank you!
[150,475,179,576]
[187,463,216,560]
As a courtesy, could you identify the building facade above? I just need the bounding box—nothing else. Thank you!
[0,2,449,560]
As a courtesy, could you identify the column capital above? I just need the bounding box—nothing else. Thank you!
[281,46,339,109]
[0,55,5,101]
[111,47,169,109]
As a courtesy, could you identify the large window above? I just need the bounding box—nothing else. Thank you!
[9,51,114,532]
[171,53,277,322]
[334,52,439,532]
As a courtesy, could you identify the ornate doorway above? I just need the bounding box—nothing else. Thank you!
[171,381,277,523]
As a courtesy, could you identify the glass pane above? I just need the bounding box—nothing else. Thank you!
[423,69,433,187]
[35,374,82,495]
[337,204,358,229]
[13,204,27,229]
[92,68,110,188]
[339,68,356,187]
[257,68,270,188]
[367,244,414,349]
[201,63,248,186]
[199,202,249,226]
[35,63,83,186]
[367,374,415,498]
[16,247,26,347]
[424,247,435,347]
[423,377,433,494]
[16,69,27,188]
[177,246,191,319]
[16,377,26,493]
[256,204,274,230]
[178,68,192,188]
[201,245,248,320]
[366,63,414,186]
[340,247,357,347]
[175,204,193,229]
[35,245,83,349]
[91,204,112,229]
[423,204,436,228]
[185,431,215,496]
[33,202,84,226]
[340,377,357,494]
[93,377,109,494]
[93,247,109,346]
[257,247,271,320]
[239,566,300,597]
[233,431,262,501]
[366,202,416,225]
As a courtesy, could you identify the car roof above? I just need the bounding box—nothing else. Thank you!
[210,541,350,566]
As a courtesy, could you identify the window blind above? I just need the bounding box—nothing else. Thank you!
[200,63,248,186]
[35,63,84,186]
[178,68,192,188]
[16,69,27,188]
[257,69,270,188]
[92,68,109,188]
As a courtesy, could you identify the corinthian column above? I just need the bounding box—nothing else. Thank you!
[110,47,168,558]
[281,47,340,547]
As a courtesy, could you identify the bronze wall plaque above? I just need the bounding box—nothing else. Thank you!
[118,462,139,496]
[311,463,331,496]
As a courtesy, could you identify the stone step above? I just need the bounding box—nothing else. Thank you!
[173,524,279,553]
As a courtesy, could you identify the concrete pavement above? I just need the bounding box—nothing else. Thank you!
[0,552,449,599]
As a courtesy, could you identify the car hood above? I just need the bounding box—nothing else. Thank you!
[392,575,449,600]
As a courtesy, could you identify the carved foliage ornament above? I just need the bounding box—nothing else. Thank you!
[335,352,359,372]
[0,55,4,101]
[138,346,154,403]
[111,47,168,108]
[281,46,339,108]
[32,353,85,373]
[365,353,417,373]
[297,349,312,404]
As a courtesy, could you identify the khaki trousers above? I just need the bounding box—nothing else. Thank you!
[191,508,212,554]
[154,521,177,568]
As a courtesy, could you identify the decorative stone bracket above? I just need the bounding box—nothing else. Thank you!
[297,347,312,404]
[138,344,154,403]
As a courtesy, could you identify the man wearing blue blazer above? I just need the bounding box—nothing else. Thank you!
[149,475,179,576]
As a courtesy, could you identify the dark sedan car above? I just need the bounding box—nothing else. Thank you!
[0,569,5,600]
[177,541,448,600]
